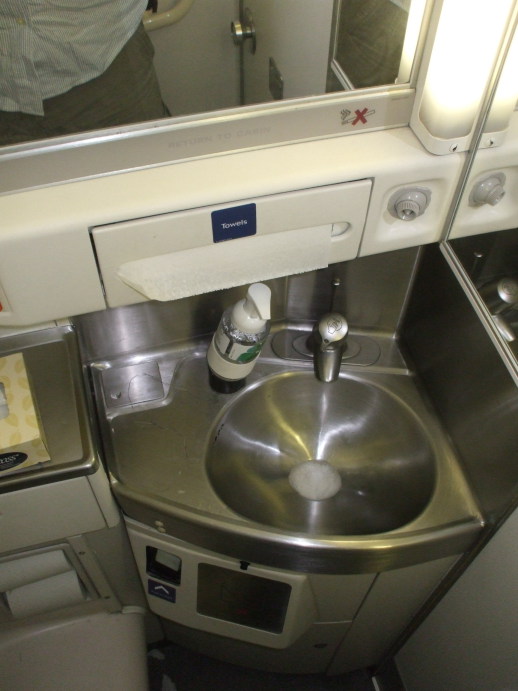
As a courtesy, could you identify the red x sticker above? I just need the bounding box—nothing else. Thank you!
[352,108,369,125]
[341,108,376,126]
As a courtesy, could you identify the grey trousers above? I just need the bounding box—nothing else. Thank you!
[0,23,169,146]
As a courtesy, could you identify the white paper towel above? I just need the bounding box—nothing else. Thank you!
[6,569,86,619]
[117,225,331,302]
[0,549,71,591]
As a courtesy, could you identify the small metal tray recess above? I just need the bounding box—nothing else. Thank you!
[0,325,97,492]
[271,329,381,366]
[101,361,164,409]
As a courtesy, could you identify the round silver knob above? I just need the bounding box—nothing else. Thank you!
[497,277,518,306]
[388,187,431,221]
[470,174,506,206]
[395,199,422,221]
[230,9,256,53]
[231,20,245,45]
[318,313,348,345]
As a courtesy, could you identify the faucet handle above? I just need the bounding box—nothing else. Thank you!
[313,313,348,383]
[317,313,348,347]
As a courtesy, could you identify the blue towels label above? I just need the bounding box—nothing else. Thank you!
[211,203,256,243]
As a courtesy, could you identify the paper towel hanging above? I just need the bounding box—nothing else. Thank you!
[118,225,331,302]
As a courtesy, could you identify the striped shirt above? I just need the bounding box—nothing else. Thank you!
[0,0,148,115]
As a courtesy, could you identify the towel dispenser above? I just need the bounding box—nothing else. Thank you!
[92,179,372,308]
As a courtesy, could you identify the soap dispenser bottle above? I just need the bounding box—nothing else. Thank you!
[207,282,271,392]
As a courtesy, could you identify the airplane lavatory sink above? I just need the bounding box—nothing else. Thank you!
[94,331,483,574]
[206,371,435,536]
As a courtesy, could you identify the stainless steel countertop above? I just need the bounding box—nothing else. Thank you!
[91,329,483,574]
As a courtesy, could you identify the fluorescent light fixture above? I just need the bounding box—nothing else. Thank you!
[412,0,517,154]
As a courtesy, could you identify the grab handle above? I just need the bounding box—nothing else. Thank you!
[143,0,195,31]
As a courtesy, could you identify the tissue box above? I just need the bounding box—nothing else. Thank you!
[0,353,50,474]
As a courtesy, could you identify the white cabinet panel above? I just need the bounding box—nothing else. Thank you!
[0,477,107,553]
[328,555,459,675]
[0,224,104,327]
[309,573,374,622]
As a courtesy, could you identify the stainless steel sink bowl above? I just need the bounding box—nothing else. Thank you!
[95,338,483,575]
[206,372,435,535]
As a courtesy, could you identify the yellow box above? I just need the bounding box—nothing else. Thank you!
[0,353,50,474]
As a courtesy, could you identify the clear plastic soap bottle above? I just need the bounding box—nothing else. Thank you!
[207,283,271,392]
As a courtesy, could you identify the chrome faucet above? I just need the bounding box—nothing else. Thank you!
[480,276,518,343]
[312,312,348,382]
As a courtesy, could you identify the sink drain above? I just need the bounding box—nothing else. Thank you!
[288,460,342,501]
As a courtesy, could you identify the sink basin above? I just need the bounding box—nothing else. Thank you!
[99,346,481,574]
[206,372,435,535]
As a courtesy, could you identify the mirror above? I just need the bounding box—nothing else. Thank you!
[443,8,518,375]
[0,0,425,151]
[329,0,413,91]
[450,229,518,361]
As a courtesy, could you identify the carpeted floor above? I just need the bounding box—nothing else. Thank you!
[147,642,375,691]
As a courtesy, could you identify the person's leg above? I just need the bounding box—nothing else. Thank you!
[0,23,168,146]
[0,112,48,146]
